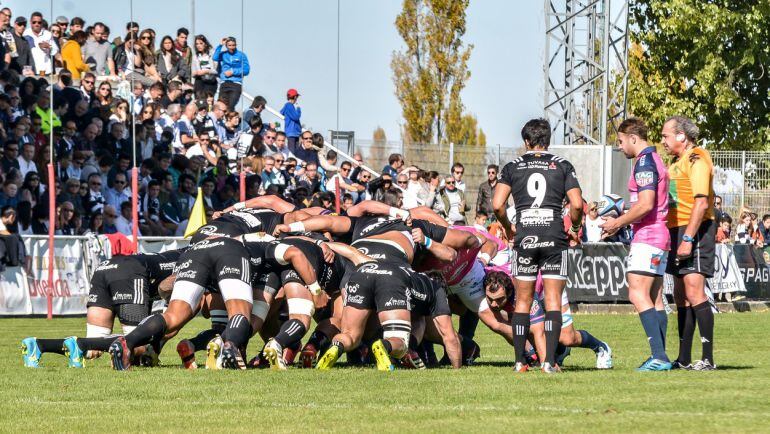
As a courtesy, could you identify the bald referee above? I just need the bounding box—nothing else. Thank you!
[662,116,716,371]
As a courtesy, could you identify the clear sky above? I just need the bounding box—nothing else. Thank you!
[8,0,543,148]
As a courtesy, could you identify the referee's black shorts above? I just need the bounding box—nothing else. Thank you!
[666,219,716,278]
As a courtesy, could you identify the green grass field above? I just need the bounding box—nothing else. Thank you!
[2,313,769,433]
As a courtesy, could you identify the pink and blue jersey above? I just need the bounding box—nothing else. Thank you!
[628,146,670,251]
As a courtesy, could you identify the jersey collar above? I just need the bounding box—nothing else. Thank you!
[638,146,656,158]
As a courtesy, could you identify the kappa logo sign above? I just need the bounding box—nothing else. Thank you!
[566,248,627,297]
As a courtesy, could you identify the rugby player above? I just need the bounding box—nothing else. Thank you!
[21,250,181,368]
[108,236,318,370]
[326,241,462,369]
[277,209,455,370]
[492,118,584,373]
[601,118,672,371]
[661,116,717,371]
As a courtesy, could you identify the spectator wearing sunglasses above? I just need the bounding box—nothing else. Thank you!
[22,11,58,74]
[435,174,468,225]
[104,172,131,210]
[10,16,37,75]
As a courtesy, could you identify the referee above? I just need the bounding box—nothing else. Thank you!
[662,116,716,371]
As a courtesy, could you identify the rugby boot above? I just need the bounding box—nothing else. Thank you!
[371,339,395,372]
[62,337,84,368]
[108,337,132,371]
[263,338,288,371]
[316,344,341,370]
[21,337,41,368]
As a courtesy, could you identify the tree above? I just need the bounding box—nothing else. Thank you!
[391,0,474,145]
[628,0,770,150]
[447,112,484,145]
[372,126,387,145]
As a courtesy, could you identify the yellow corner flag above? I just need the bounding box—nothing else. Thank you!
[184,187,208,238]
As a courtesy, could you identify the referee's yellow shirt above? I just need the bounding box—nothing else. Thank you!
[666,147,715,228]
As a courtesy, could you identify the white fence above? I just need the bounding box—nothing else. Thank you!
[0,235,188,316]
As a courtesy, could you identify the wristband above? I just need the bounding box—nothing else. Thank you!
[308,282,322,296]
[478,252,491,265]
[389,207,409,220]
[233,202,246,210]
[315,239,325,246]
[569,224,581,234]
[424,237,433,248]
[288,221,306,233]
[682,234,695,243]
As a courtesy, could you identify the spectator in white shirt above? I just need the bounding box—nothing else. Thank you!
[326,160,364,201]
[23,12,58,74]
[17,143,37,178]
[105,173,131,211]
[583,202,604,242]
[115,200,140,236]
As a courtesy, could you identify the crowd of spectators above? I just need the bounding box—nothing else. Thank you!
[0,9,500,239]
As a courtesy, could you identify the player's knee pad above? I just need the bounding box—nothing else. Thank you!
[251,301,270,321]
[117,303,151,327]
[210,309,228,327]
[287,298,315,317]
[382,319,411,357]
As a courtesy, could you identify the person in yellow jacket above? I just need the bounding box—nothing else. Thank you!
[61,31,89,79]
[34,93,62,135]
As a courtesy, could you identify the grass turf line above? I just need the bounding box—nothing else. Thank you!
[1,313,769,433]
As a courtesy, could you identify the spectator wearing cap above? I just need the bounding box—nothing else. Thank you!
[281,88,302,154]
[23,11,58,74]
[10,16,36,75]
[192,99,216,138]
[54,15,69,38]
[212,36,250,110]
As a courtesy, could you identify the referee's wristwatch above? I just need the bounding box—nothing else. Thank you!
[682,234,695,243]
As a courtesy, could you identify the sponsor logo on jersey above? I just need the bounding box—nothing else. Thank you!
[359,218,390,236]
[519,208,554,226]
[517,264,538,274]
[249,257,263,266]
[219,266,241,276]
[230,210,263,228]
[96,261,119,272]
[384,297,406,307]
[520,235,556,249]
[346,283,359,294]
[639,155,647,165]
[358,263,393,275]
[88,294,98,303]
[197,225,221,236]
[345,294,365,305]
[650,252,664,269]
[174,259,192,273]
[635,171,654,187]
[410,288,427,301]
[177,269,198,279]
[190,240,226,250]
[518,256,532,265]
[159,262,176,271]
[113,292,133,301]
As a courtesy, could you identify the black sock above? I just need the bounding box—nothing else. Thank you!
[77,337,115,352]
[125,314,167,351]
[408,334,419,351]
[692,301,714,363]
[274,319,307,349]
[381,338,393,354]
[511,312,530,364]
[657,309,668,349]
[307,330,331,353]
[458,310,480,340]
[224,314,252,349]
[37,339,66,355]
[544,311,563,365]
[189,329,220,352]
[330,339,346,353]
[676,307,695,364]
